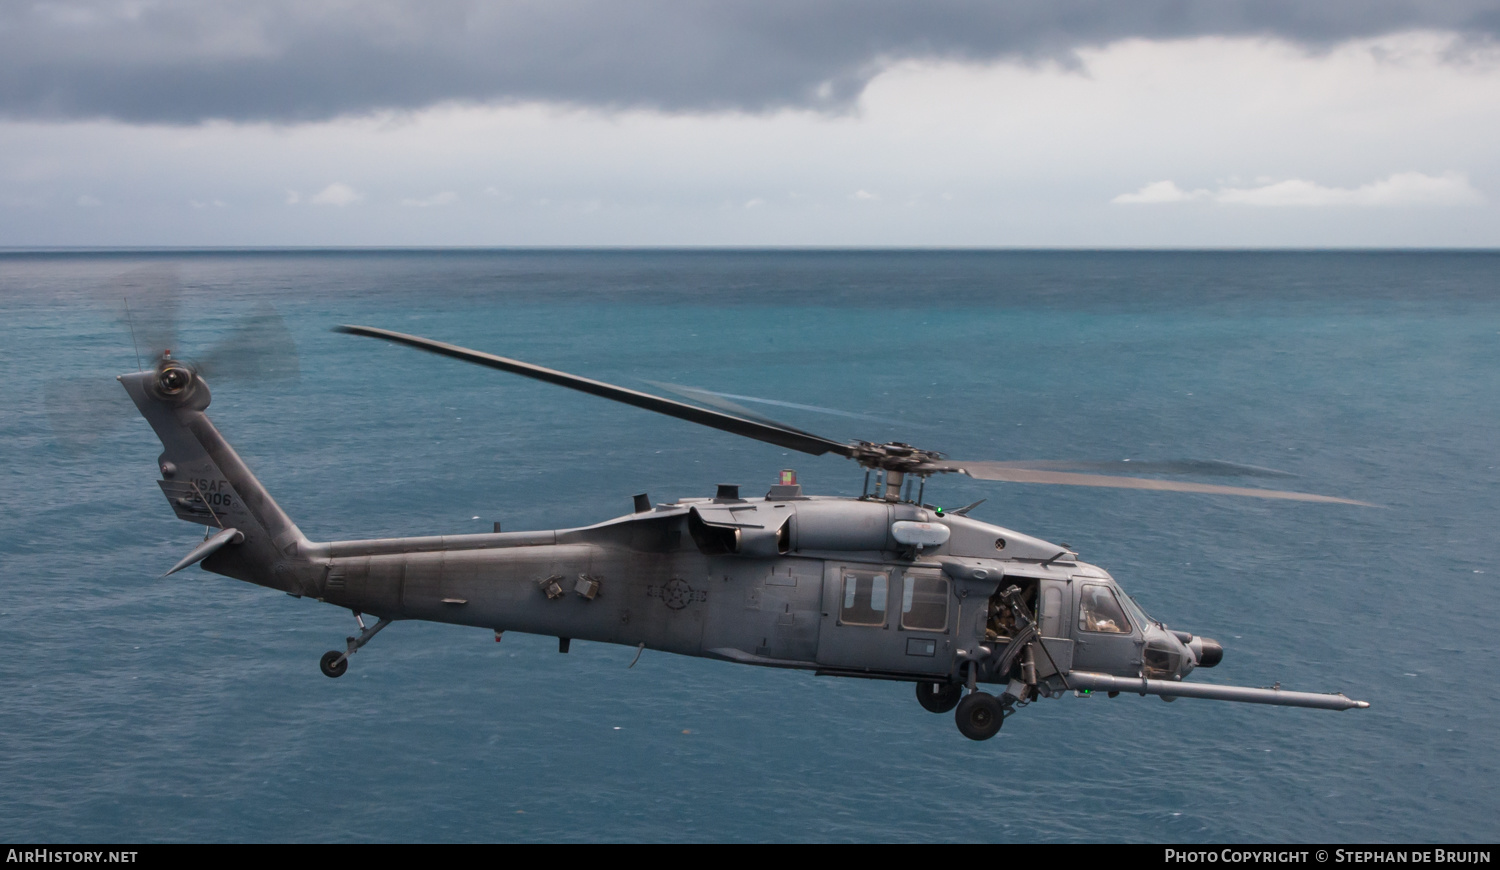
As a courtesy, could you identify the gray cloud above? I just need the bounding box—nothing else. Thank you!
[5,0,1499,125]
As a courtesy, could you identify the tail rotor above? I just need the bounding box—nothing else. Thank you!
[44,264,301,453]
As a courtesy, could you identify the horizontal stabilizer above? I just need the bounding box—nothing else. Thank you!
[165,527,244,576]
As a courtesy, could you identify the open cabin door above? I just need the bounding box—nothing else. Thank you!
[1035,578,1074,678]
[982,576,1074,682]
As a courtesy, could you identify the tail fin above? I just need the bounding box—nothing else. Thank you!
[120,363,317,592]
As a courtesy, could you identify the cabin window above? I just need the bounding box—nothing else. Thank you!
[1079,584,1131,634]
[900,573,949,631]
[839,570,888,626]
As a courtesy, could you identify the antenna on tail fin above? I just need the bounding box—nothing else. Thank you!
[125,297,143,372]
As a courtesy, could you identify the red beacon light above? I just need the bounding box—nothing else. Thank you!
[779,469,797,486]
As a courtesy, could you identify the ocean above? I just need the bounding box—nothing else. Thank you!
[0,249,1495,843]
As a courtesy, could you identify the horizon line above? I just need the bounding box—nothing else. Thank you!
[2,244,1498,255]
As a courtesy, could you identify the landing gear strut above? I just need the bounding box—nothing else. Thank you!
[320,611,392,678]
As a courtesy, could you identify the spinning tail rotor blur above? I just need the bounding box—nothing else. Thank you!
[44,264,301,453]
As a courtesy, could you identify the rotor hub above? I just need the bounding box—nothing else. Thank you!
[850,441,949,474]
[155,358,196,397]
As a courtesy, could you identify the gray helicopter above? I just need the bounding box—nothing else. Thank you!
[120,324,1370,741]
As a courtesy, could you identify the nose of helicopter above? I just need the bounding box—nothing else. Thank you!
[1194,637,1225,668]
[1156,629,1224,678]
[1179,633,1224,668]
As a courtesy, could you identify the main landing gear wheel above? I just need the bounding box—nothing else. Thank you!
[954,691,1004,741]
[916,681,963,714]
[319,650,348,678]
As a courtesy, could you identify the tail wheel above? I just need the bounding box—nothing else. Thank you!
[319,650,348,678]
[916,681,963,714]
[954,691,1003,741]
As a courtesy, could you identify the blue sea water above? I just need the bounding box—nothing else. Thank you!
[0,249,1496,843]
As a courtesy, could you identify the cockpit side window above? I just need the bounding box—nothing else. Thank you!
[1079,584,1132,634]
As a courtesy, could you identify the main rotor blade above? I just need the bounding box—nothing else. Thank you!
[968,459,1296,478]
[641,380,824,434]
[646,380,904,427]
[953,462,1373,506]
[336,326,856,458]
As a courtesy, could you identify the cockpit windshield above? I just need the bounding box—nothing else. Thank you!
[1118,588,1154,630]
[1078,584,1131,634]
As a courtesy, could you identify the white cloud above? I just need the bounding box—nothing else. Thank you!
[75,194,100,207]
[310,182,360,206]
[851,189,878,201]
[744,197,765,209]
[1112,180,1209,204]
[400,190,457,207]
[1218,171,1483,206]
[284,190,301,205]
[1115,172,1483,207]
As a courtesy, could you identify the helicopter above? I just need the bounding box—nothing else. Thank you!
[119,323,1370,741]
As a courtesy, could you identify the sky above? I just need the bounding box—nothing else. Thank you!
[2,1,1499,248]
